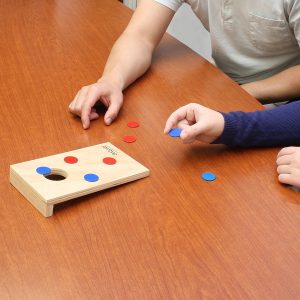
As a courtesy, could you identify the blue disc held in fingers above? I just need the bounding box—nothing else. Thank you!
[84,173,99,182]
[201,172,216,181]
[168,127,182,138]
[36,166,51,175]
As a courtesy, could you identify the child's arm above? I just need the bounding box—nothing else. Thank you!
[164,101,300,147]
[215,100,300,147]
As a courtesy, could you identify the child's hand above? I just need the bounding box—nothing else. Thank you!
[164,103,225,144]
[69,79,123,129]
[277,147,300,188]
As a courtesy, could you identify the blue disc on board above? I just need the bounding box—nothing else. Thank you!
[36,166,51,175]
[168,127,182,138]
[201,172,216,181]
[84,173,99,182]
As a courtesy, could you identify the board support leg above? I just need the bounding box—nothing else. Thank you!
[28,198,54,217]
[42,204,54,217]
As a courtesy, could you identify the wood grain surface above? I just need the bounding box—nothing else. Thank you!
[1,0,300,299]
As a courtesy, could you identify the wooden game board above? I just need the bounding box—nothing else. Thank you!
[10,142,150,217]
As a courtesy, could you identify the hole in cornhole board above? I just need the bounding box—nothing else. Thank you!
[44,169,68,181]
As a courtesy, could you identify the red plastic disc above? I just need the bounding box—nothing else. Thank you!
[123,135,137,143]
[127,121,140,128]
[64,156,78,164]
[103,157,117,165]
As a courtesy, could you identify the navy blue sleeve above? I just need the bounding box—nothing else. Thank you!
[213,101,300,147]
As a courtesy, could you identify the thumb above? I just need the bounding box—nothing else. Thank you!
[89,110,100,121]
[104,95,123,125]
[181,122,205,144]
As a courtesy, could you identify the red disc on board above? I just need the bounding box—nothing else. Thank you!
[64,156,78,164]
[127,121,140,128]
[103,157,117,165]
[123,135,137,143]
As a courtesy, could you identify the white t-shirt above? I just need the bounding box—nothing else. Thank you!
[154,0,300,84]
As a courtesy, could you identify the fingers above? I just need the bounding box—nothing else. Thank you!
[181,122,204,144]
[89,109,100,121]
[164,103,201,134]
[69,85,100,129]
[69,82,123,129]
[177,120,190,130]
[277,147,300,188]
[277,146,297,158]
[104,93,123,125]
[278,173,300,188]
[164,106,189,134]
[276,154,292,166]
[278,174,293,185]
[164,103,219,144]
[69,87,88,115]
[80,85,106,129]
[277,165,291,175]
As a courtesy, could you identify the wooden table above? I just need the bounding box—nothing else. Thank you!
[1,0,300,298]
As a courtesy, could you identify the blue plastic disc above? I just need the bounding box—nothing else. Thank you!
[201,172,216,181]
[168,128,182,138]
[84,173,99,182]
[36,166,51,175]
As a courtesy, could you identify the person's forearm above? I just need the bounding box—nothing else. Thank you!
[99,32,153,90]
[241,65,300,103]
[213,101,300,147]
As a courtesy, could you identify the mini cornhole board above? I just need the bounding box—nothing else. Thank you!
[10,142,150,217]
